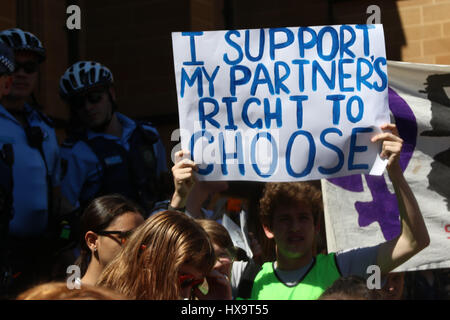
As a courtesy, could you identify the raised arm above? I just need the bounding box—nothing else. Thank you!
[372,123,430,275]
[169,150,198,210]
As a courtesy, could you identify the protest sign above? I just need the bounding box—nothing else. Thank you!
[323,61,450,271]
[172,24,390,181]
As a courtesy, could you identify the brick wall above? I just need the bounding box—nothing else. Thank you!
[0,0,16,30]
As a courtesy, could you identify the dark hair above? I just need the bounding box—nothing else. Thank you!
[319,276,380,300]
[75,194,144,276]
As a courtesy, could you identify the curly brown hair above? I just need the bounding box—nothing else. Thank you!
[259,182,323,228]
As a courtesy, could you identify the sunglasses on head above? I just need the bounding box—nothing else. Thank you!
[69,90,105,109]
[97,229,134,245]
[14,61,39,74]
[179,274,204,289]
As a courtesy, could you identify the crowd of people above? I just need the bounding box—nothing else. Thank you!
[0,27,446,301]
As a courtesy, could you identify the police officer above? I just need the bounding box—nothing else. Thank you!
[0,28,63,296]
[0,41,15,297]
[59,61,169,216]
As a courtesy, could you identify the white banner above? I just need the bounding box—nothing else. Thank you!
[323,60,450,271]
[172,25,390,181]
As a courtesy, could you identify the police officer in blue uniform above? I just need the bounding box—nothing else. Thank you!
[59,61,169,217]
[0,41,15,296]
[0,28,63,297]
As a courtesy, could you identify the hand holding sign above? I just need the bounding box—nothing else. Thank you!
[172,24,390,182]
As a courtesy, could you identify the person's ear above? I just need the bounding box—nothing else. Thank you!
[262,224,274,239]
[1,76,12,96]
[85,231,98,253]
[4,76,12,93]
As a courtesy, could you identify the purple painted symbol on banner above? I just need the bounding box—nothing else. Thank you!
[327,88,417,240]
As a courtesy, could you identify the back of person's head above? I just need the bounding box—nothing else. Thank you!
[259,181,323,228]
[16,281,127,300]
[378,272,405,300]
[96,210,216,300]
[319,276,380,300]
[196,219,233,250]
[76,194,144,276]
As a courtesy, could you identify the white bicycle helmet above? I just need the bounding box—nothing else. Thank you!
[59,61,114,99]
[0,28,45,63]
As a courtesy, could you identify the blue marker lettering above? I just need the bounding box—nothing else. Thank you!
[317,27,339,61]
[289,95,308,129]
[356,58,373,91]
[222,97,238,130]
[355,25,375,57]
[189,130,214,175]
[292,59,310,92]
[224,30,243,65]
[338,58,354,92]
[298,27,317,58]
[348,127,373,170]
[269,28,294,61]
[242,97,263,129]
[202,66,220,97]
[198,97,220,129]
[274,61,291,94]
[180,67,203,98]
[326,94,345,125]
[373,57,387,92]
[346,96,364,123]
[264,97,282,129]
[219,131,245,176]
[250,132,278,178]
[230,65,251,96]
[182,32,204,66]
[251,63,274,96]
[286,130,316,178]
[312,60,336,91]
[245,29,265,62]
[339,25,356,59]
[318,128,344,175]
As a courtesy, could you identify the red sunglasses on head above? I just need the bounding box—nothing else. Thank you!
[179,274,204,289]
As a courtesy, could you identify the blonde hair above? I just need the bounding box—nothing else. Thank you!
[96,210,215,300]
[16,282,127,300]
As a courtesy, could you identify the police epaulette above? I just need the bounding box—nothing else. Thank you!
[32,108,55,128]
[136,121,159,144]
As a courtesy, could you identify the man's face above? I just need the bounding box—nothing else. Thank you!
[71,87,114,130]
[9,51,39,99]
[264,201,317,260]
[0,74,12,99]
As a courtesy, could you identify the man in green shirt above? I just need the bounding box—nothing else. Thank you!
[238,123,430,300]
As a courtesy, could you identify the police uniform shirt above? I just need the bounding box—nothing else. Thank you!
[60,112,168,208]
[0,103,61,237]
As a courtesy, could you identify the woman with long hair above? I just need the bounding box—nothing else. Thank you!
[97,210,232,300]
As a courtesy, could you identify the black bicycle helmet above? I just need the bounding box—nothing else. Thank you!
[59,61,114,100]
[0,28,45,63]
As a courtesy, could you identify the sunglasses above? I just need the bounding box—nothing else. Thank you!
[179,274,204,289]
[14,61,39,74]
[69,90,105,109]
[97,230,134,245]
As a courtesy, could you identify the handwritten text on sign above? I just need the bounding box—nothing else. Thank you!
[172,25,390,181]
